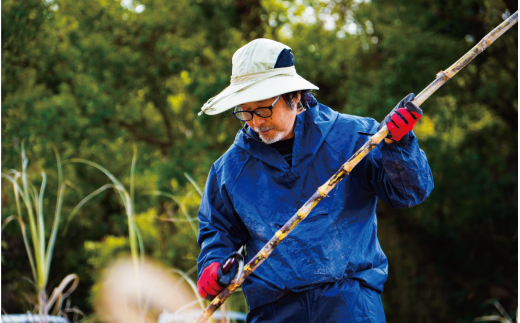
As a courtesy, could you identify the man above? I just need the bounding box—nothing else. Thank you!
[196,38,434,322]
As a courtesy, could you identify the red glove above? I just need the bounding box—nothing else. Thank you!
[380,93,423,143]
[197,262,224,300]
[386,103,423,141]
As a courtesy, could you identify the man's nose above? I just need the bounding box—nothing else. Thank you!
[251,113,267,128]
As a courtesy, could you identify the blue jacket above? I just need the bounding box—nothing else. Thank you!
[197,96,434,310]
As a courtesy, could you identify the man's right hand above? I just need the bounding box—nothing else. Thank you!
[197,262,225,300]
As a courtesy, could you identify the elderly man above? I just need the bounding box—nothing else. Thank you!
[196,38,434,322]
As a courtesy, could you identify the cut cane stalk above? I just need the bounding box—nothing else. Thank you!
[194,11,518,323]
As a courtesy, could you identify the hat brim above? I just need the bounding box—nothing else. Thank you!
[202,74,319,115]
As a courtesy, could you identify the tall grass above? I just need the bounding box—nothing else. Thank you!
[65,146,212,319]
[64,145,146,316]
[1,142,79,317]
[65,146,209,316]
[1,143,247,321]
[146,172,203,238]
[67,147,248,321]
[64,145,144,268]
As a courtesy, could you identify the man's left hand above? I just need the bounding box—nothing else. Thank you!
[379,93,423,146]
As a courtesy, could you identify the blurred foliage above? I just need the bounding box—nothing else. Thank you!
[1,0,517,321]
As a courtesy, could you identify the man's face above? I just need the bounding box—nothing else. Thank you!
[240,94,300,144]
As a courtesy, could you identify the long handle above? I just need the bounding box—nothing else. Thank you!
[194,11,518,323]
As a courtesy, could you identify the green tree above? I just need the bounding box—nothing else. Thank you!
[2,0,265,313]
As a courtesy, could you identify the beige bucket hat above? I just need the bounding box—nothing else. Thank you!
[198,38,319,116]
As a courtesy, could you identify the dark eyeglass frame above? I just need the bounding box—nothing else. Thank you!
[232,96,281,121]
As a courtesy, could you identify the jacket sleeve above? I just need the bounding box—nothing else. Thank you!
[352,123,434,209]
[197,165,248,279]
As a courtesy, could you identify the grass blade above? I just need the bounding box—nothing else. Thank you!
[184,173,202,197]
[37,172,48,288]
[145,191,198,237]
[170,268,205,310]
[1,174,39,284]
[68,159,128,209]
[474,316,509,323]
[21,143,42,289]
[18,218,38,299]
[62,184,114,236]
[45,182,66,276]
[44,273,79,315]
[132,223,145,265]
[492,300,513,323]
[1,215,18,231]
[47,147,65,271]
[130,145,137,220]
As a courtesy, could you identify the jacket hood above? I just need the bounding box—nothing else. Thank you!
[233,95,339,172]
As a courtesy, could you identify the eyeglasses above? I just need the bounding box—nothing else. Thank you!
[232,96,281,121]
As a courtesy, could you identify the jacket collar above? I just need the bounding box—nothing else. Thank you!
[233,95,338,172]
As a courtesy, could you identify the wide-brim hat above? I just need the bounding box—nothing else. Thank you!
[198,38,319,116]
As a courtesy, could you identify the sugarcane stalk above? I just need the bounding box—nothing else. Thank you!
[194,11,518,323]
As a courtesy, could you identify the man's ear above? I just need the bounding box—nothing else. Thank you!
[295,91,304,113]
